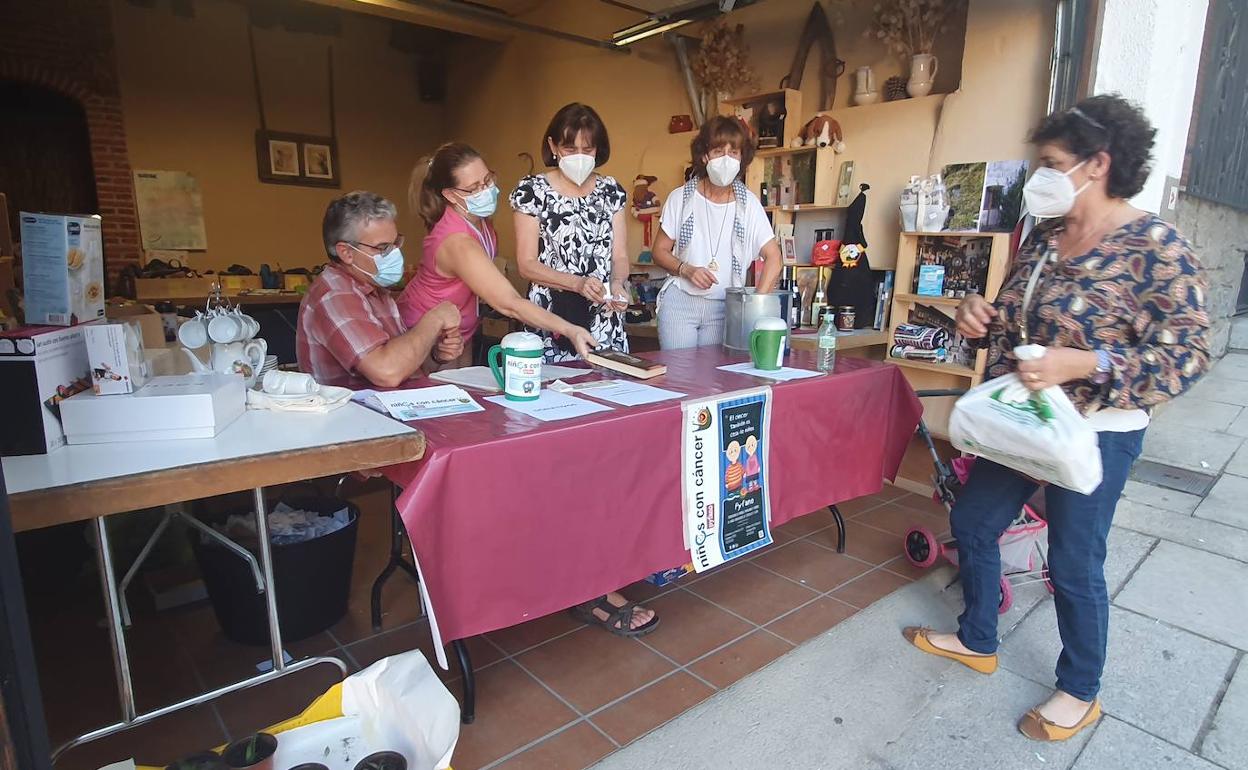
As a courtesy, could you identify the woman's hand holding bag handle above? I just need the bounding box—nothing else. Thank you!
[949,344,1103,494]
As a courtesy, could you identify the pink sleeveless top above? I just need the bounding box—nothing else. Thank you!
[399,207,497,341]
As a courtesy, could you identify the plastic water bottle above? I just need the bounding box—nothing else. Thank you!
[816,316,838,372]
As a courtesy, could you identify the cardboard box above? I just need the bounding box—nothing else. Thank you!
[61,373,246,444]
[645,563,695,587]
[84,321,150,395]
[0,325,92,456]
[105,301,167,349]
[19,212,106,326]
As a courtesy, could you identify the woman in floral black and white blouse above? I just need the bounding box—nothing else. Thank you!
[509,102,658,639]
[904,95,1210,742]
[510,103,631,363]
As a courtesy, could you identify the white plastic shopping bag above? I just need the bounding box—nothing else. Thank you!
[341,650,461,769]
[949,346,1103,494]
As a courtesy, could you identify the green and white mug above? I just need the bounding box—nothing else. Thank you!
[488,331,544,401]
[749,316,788,371]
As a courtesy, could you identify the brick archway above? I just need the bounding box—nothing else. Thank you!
[0,0,142,291]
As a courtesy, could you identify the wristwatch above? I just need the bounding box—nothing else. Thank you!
[1091,349,1112,385]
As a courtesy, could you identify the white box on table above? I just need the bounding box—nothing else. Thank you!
[84,321,150,395]
[60,373,246,444]
[0,324,92,456]
[19,212,106,326]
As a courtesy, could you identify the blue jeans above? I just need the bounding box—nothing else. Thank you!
[950,429,1145,700]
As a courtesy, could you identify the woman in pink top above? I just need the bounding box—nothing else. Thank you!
[399,142,597,366]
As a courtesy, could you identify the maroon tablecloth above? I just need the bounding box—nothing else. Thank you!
[384,347,921,647]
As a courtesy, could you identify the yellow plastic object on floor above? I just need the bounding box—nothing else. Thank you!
[133,650,459,770]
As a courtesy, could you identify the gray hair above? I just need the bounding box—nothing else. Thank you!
[322,191,398,261]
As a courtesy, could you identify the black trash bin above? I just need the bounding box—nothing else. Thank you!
[192,495,359,645]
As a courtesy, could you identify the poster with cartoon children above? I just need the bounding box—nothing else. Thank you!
[681,388,774,572]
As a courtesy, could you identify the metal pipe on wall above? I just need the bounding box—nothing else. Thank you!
[669,32,705,126]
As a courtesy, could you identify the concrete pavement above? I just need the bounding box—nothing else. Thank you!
[593,322,1248,770]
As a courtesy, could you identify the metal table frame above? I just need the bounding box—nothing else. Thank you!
[56,487,347,761]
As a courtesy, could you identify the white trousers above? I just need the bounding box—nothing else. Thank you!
[657,283,725,349]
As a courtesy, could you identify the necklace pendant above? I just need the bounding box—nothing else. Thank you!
[707,258,720,271]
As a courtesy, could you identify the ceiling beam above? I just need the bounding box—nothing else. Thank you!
[301,0,514,42]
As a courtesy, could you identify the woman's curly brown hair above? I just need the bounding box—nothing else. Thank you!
[1029,94,1156,200]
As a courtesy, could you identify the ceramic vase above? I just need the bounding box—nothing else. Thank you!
[907,53,939,98]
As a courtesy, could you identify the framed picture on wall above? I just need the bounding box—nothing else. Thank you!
[304,143,334,180]
[255,130,340,188]
[268,140,300,177]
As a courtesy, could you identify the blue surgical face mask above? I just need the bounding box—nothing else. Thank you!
[350,244,405,288]
[463,184,499,217]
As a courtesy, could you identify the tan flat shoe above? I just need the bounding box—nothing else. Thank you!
[1018,699,1101,741]
[902,626,998,674]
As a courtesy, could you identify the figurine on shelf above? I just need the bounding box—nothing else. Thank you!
[825,183,878,329]
[757,98,786,149]
[800,115,846,152]
[630,175,661,250]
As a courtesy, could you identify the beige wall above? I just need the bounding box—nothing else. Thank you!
[112,0,447,272]
[445,0,1052,272]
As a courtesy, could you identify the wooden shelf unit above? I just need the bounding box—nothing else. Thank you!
[887,231,1013,436]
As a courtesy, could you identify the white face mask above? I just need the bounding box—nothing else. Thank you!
[558,153,596,186]
[1022,159,1090,218]
[706,155,741,187]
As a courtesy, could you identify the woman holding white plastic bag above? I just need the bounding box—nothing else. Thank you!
[903,95,1210,742]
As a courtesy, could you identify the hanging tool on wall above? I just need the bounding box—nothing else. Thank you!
[778,2,845,112]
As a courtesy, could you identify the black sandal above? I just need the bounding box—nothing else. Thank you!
[570,595,661,638]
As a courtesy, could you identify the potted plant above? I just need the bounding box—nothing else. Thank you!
[866,0,967,97]
[165,752,229,770]
[288,765,329,770]
[354,751,406,770]
[691,18,758,117]
[221,732,278,770]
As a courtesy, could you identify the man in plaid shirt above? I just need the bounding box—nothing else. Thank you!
[297,191,462,388]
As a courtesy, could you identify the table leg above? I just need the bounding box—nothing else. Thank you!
[117,510,174,628]
[828,505,846,553]
[452,639,475,724]
[371,487,422,632]
[93,517,137,722]
[252,487,285,672]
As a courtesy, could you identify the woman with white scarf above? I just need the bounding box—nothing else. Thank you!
[651,116,783,349]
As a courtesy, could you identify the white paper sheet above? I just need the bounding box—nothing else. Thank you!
[430,364,591,392]
[373,385,484,420]
[582,381,687,406]
[717,362,824,382]
[484,390,612,421]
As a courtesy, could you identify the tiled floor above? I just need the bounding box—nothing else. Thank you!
[28,482,949,770]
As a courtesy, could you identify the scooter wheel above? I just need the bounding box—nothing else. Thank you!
[998,576,1014,614]
[904,527,940,568]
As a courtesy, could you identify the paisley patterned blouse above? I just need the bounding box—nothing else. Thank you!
[986,214,1211,414]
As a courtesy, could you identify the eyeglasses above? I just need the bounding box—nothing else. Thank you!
[453,171,497,196]
[348,234,405,257]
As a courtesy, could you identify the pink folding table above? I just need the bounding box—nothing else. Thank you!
[382,346,922,722]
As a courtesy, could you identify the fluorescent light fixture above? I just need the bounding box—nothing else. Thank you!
[612,18,694,45]
[608,0,759,47]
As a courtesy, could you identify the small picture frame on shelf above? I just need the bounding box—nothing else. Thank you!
[780,235,798,264]
[835,161,856,206]
[793,265,822,326]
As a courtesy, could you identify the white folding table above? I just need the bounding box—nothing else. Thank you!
[3,403,425,759]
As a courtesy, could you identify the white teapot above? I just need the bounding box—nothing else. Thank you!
[184,339,267,388]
